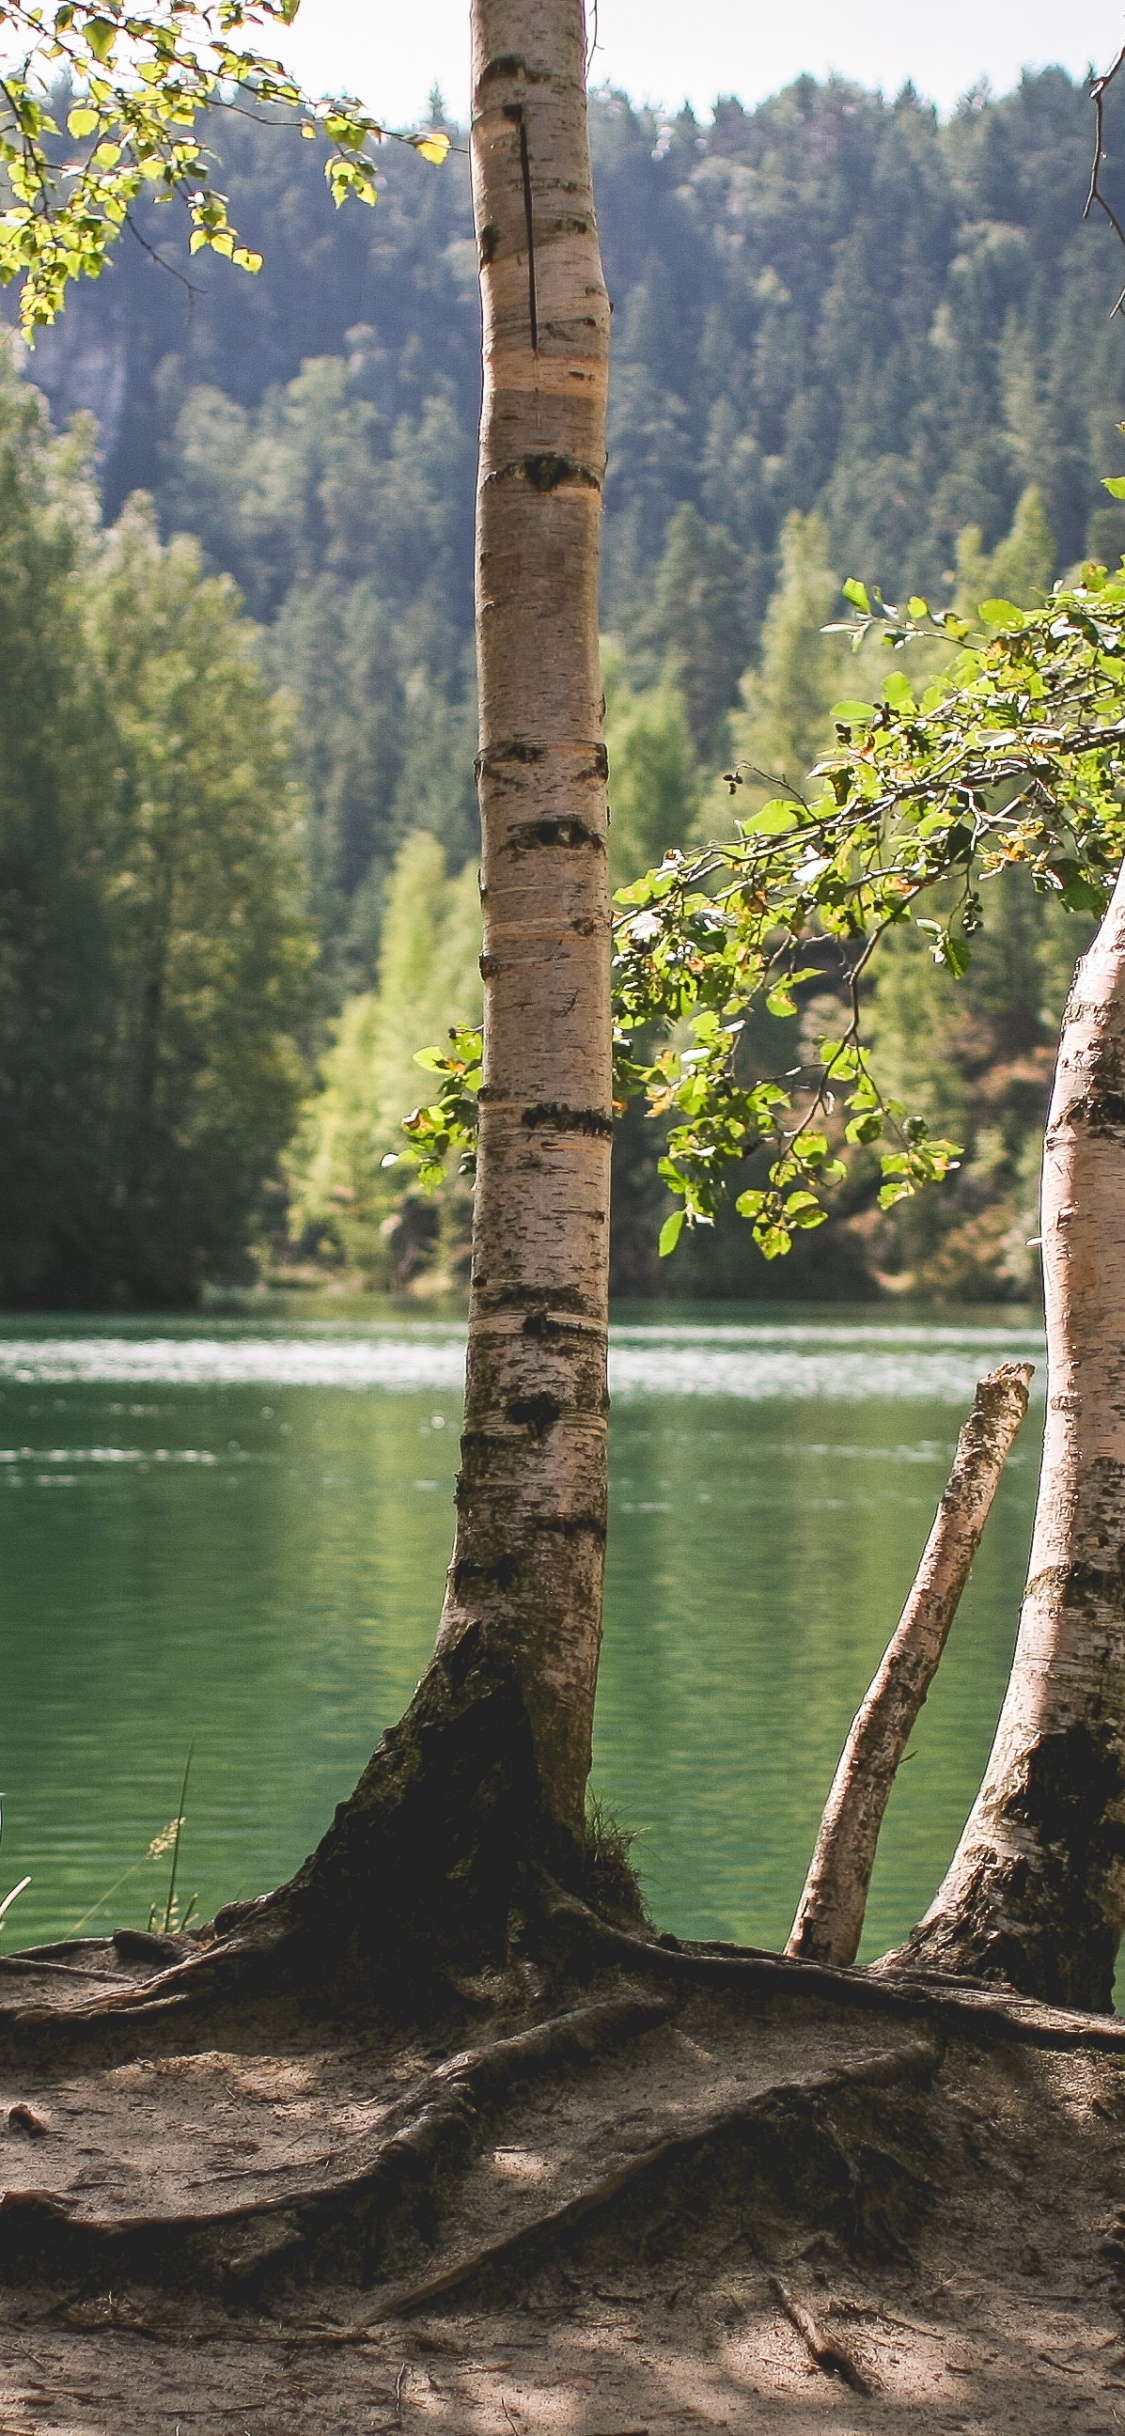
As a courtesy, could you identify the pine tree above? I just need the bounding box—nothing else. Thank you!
[954,482,1055,615]
[627,503,751,758]
[726,510,849,802]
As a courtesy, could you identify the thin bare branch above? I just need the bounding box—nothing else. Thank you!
[1085,40,1125,314]
[787,1362,1034,1969]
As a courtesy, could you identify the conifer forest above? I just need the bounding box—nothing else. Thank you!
[13,19,1125,2426]
[5,63,1125,1306]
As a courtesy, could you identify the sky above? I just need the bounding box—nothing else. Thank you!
[275,0,1125,131]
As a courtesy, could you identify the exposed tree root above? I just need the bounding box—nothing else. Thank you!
[5,1655,1125,2435]
[541,1887,1125,2050]
[765,2271,873,2395]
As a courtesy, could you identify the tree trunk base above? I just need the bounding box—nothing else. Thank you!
[4,1669,1125,2428]
[874,1719,1125,2011]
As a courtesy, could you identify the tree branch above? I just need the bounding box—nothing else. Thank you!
[1085,40,1125,314]
[786,1361,1033,1969]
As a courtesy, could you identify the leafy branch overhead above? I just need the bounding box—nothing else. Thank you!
[400,559,1125,1259]
[0,0,448,328]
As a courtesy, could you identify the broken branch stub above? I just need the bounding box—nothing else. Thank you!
[786,1361,1034,1970]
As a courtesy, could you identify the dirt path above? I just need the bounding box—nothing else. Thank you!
[1,1933,1124,2432]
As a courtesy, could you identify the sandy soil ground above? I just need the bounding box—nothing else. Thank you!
[1,1934,1124,2433]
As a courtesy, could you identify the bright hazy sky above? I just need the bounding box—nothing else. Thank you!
[276,2,1125,131]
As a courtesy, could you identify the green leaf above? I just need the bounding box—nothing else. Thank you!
[907,596,930,619]
[842,578,870,612]
[658,1209,685,1257]
[742,799,800,835]
[1060,872,1107,913]
[67,106,98,136]
[1102,477,1125,500]
[978,600,1024,627]
[882,671,916,712]
[830,700,876,726]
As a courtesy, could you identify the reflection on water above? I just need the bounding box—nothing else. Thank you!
[0,1302,1042,1962]
[0,1315,1044,1404]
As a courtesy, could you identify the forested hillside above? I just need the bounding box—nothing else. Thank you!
[0,353,312,1307]
[7,67,1125,1300]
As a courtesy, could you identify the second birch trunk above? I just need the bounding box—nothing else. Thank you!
[890,857,1125,2010]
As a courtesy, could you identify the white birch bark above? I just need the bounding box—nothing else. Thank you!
[888,858,1125,2009]
[434,0,612,1844]
[787,1363,1033,1970]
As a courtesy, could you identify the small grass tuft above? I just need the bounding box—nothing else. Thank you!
[582,1794,651,1929]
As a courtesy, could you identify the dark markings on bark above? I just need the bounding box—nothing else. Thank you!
[479,741,608,778]
[1025,1557,1125,1602]
[501,105,538,350]
[452,1554,522,1597]
[481,920,604,976]
[495,453,601,492]
[539,1511,606,1541]
[891,1721,1125,2010]
[503,815,604,852]
[479,54,551,87]
[457,1420,603,1481]
[473,1283,597,1317]
[522,1307,566,1340]
[478,222,499,266]
[506,1393,562,1440]
[477,742,545,772]
[521,1102,614,1136]
[517,1305,602,1341]
[1061,993,1108,1029]
[1066,1089,1125,1133]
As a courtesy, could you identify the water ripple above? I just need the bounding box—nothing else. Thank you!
[0,1322,1044,1404]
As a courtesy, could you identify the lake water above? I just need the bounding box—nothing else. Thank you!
[0,1302,1044,1963]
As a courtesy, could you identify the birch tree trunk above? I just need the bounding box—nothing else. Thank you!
[433,0,612,1845]
[887,858,1125,2010]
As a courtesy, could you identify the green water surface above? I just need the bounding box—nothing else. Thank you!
[0,1302,1043,1961]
